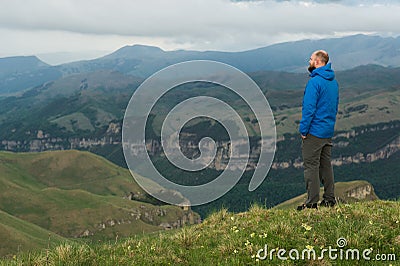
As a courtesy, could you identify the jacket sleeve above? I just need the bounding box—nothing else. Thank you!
[299,79,318,136]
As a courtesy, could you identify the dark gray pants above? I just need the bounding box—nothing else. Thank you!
[302,134,335,204]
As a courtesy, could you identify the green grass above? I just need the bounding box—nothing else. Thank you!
[0,150,155,197]
[2,200,399,265]
[0,210,68,258]
[50,112,94,132]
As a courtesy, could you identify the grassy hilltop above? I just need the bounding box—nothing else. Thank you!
[1,200,399,265]
[276,180,379,210]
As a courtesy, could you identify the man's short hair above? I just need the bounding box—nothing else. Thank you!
[314,50,329,65]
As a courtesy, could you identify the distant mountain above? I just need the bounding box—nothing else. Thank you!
[1,34,400,95]
[58,34,400,77]
[241,34,400,72]
[0,56,61,95]
[58,44,198,78]
[104,44,166,59]
[0,56,48,75]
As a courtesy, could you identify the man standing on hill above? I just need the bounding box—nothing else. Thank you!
[298,50,339,210]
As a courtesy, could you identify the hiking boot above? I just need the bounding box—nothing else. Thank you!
[319,200,336,207]
[296,203,318,211]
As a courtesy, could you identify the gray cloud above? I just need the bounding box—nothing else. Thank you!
[0,0,399,62]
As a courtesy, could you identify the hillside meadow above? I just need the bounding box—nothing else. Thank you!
[1,200,399,265]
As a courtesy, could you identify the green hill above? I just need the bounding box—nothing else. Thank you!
[0,150,200,254]
[0,209,68,257]
[0,149,147,196]
[2,199,399,265]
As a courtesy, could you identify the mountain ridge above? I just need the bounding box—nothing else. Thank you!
[2,34,400,95]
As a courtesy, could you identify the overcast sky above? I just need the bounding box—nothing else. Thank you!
[1,0,400,64]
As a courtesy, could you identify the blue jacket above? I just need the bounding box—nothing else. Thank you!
[299,63,339,138]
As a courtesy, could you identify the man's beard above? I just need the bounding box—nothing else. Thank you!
[308,65,316,73]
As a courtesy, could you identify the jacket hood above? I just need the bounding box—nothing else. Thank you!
[310,63,335,80]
